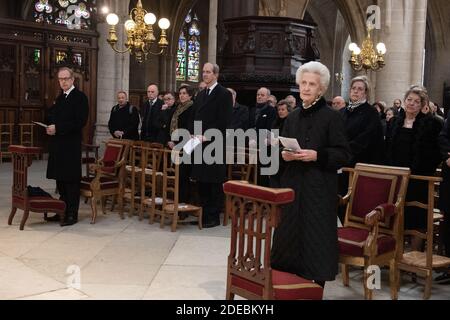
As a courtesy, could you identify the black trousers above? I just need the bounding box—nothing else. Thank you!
[197,182,223,222]
[57,181,80,220]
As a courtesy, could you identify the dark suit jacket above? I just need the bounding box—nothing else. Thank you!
[230,103,249,130]
[190,84,233,183]
[46,88,89,182]
[140,98,164,142]
[255,103,277,131]
[343,102,384,166]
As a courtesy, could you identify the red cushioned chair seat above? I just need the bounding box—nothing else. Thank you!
[272,269,323,300]
[230,270,323,300]
[223,181,294,204]
[12,195,65,212]
[80,177,119,190]
[338,227,396,257]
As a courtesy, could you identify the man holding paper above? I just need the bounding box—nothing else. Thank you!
[271,62,351,288]
[190,63,233,228]
[45,67,89,226]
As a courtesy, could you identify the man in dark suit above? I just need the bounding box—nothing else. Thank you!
[190,63,233,228]
[228,88,249,130]
[45,67,89,226]
[108,91,140,140]
[140,84,164,142]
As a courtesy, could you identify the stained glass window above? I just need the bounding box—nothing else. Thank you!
[176,11,201,83]
[33,0,97,30]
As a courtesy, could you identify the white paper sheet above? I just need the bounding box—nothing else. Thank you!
[278,136,302,152]
[183,137,201,155]
[32,121,48,128]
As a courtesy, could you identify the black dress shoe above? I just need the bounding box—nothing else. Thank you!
[60,218,77,227]
[45,214,61,222]
[435,272,450,284]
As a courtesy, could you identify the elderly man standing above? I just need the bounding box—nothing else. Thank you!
[332,96,346,113]
[45,67,89,226]
[140,84,164,142]
[108,91,140,140]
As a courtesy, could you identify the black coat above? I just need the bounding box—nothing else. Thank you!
[108,103,140,140]
[386,112,443,175]
[343,102,384,166]
[155,106,176,146]
[140,98,164,142]
[271,98,352,281]
[439,115,450,212]
[190,84,233,183]
[255,103,277,131]
[46,88,89,182]
[386,112,443,230]
[230,103,249,130]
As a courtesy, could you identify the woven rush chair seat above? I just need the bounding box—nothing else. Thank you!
[80,177,119,191]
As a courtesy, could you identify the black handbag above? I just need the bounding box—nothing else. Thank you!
[27,186,52,198]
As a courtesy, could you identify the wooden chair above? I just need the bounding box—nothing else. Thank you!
[223,181,324,300]
[82,143,100,179]
[122,141,145,218]
[80,139,131,224]
[223,147,258,226]
[141,144,165,222]
[0,123,14,163]
[7,145,66,230]
[338,164,410,300]
[397,174,450,299]
[155,149,202,232]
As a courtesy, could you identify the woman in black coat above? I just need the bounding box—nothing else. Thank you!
[271,62,352,286]
[385,86,443,251]
[168,85,195,204]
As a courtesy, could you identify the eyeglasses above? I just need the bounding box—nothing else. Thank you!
[58,77,73,81]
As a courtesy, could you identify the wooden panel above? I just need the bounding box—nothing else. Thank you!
[0,43,19,106]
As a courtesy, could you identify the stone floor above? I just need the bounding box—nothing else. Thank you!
[0,160,449,300]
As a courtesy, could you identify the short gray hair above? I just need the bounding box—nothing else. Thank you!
[296,62,330,92]
[350,76,370,96]
[205,62,220,75]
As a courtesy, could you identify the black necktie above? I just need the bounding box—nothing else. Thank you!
[206,88,211,96]
[63,93,67,99]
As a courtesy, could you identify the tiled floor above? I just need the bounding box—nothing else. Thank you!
[0,160,449,300]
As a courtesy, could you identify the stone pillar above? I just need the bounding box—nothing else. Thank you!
[374,0,428,104]
[95,0,130,147]
[208,0,218,64]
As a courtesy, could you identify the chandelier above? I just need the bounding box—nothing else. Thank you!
[348,25,386,72]
[105,0,170,63]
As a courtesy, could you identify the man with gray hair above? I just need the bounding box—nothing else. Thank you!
[332,96,346,113]
[250,87,276,131]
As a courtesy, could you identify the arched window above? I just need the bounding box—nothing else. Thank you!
[33,0,96,30]
[176,11,201,83]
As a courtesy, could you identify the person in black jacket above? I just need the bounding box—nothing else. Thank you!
[436,113,450,283]
[386,86,443,251]
[228,88,249,131]
[271,61,352,287]
[108,91,139,140]
[45,67,89,226]
[190,63,233,228]
[140,84,164,142]
[155,92,177,146]
[343,76,384,166]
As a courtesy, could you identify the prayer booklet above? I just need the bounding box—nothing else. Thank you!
[278,137,302,152]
